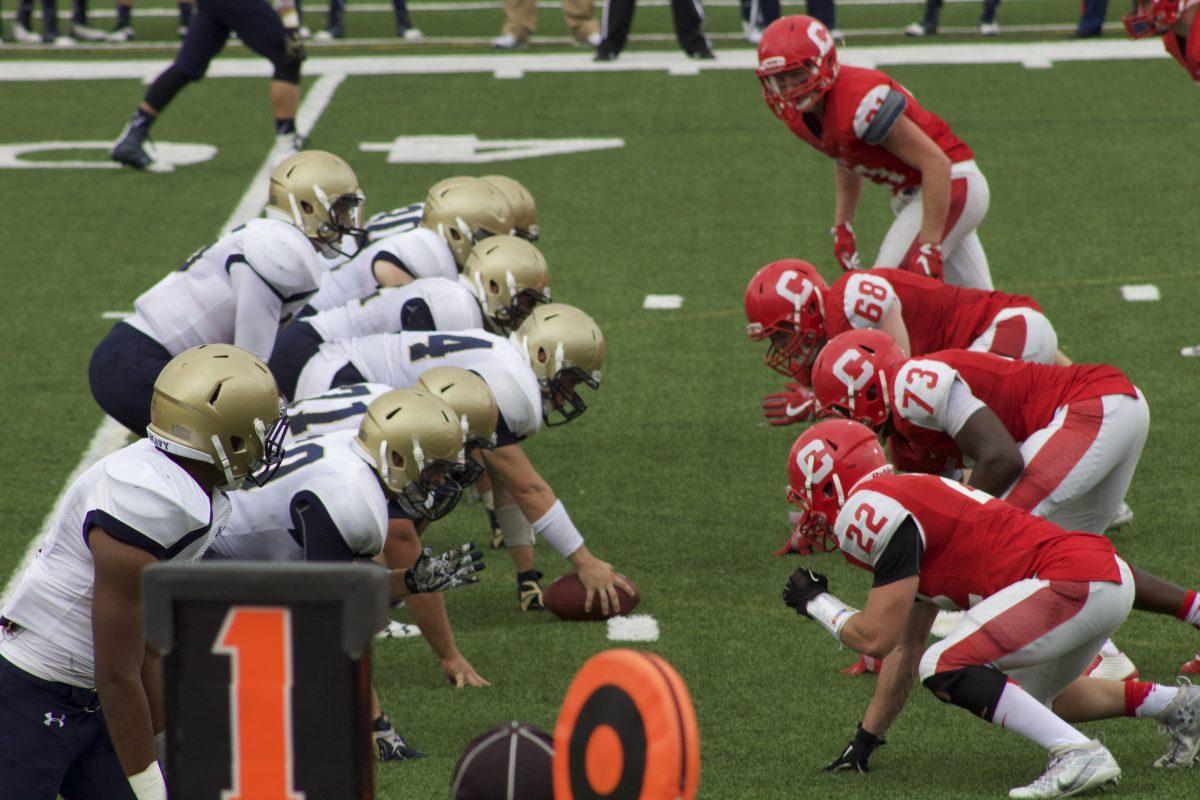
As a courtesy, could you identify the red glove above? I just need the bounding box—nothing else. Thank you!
[762,383,818,426]
[831,223,861,272]
[903,242,943,281]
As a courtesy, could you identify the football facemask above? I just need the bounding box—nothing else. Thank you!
[1123,0,1180,37]
[744,259,829,379]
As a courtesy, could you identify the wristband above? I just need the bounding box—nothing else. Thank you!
[808,592,860,643]
[531,500,584,558]
[129,761,167,800]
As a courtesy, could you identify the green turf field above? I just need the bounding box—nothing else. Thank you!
[2,42,1199,799]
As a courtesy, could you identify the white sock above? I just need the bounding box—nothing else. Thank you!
[1137,685,1180,719]
[1099,640,1121,658]
[992,682,1091,750]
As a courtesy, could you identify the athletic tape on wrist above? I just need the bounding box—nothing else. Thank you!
[129,761,167,800]
[496,504,534,547]
[531,500,584,557]
[808,592,859,643]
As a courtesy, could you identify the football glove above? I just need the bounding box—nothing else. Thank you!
[373,716,425,762]
[516,569,546,611]
[403,543,485,594]
[903,242,943,281]
[782,567,829,617]
[832,223,862,272]
[485,493,505,549]
[762,383,818,426]
[824,724,886,773]
[283,27,308,63]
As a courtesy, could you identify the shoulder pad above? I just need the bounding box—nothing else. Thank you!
[892,358,959,430]
[387,228,457,280]
[843,272,898,329]
[855,86,907,145]
[241,219,322,295]
[833,487,914,570]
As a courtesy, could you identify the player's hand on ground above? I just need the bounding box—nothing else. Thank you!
[404,543,485,594]
[903,242,943,280]
[824,724,886,773]
[440,652,492,688]
[577,558,635,616]
[831,223,861,272]
[782,566,829,616]
[762,383,818,426]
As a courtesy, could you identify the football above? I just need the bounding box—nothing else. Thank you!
[544,572,641,621]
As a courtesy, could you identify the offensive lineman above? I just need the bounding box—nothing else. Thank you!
[779,420,1200,796]
[1124,0,1200,85]
[756,16,993,289]
[89,151,363,434]
[363,174,539,243]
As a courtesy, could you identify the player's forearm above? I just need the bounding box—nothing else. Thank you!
[404,592,460,661]
[917,160,951,243]
[140,648,166,736]
[834,166,863,225]
[839,612,899,659]
[96,675,158,776]
[861,642,920,736]
[965,450,1022,497]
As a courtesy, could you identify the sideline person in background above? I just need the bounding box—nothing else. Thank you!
[491,0,600,48]
[904,0,1001,36]
[595,0,714,60]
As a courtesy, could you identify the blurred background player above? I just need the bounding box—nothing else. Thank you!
[1124,0,1200,84]
[903,0,1001,36]
[741,0,836,43]
[360,174,535,245]
[594,0,714,60]
[109,0,307,170]
[12,0,73,44]
[490,0,599,48]
[756,15,993,289]
[305,0,422,40]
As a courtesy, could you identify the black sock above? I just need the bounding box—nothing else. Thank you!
[117,5,131,26]
[43,0,61,37]
[18,0,33,28]
[275,118,297,136]
[130,108,155,132]
[72,0,88,26]
[178,1,192,26]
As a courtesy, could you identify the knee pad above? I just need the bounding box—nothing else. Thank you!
[921,665,1008,721]
[273,61,301,84]
[495,504,534,547]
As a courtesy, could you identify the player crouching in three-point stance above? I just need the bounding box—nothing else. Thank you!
[756,16,992,289]
[779,420,1200,798]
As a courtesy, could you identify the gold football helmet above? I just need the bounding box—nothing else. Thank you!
[267,150,365,254]
[415,367,499,452]
[147,344,287,490]
[513,303,606,426]
[463,235,551,333]
[421,176,514,268]
[351,389,472,520]
[480,175,538,241]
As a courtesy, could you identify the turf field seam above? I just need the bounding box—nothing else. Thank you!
[0,74,347,604]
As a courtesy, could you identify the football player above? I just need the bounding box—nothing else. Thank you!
[207,387,487,757]
[361,175,536,246]
[0,345,288,800]
[1124,0,1199,85]
[89,151,362,435]
[756,16,993,289]
[779,420,1200,795]
[810,331,1157,678]
[289,304,632,613]
[744,259,1062,427]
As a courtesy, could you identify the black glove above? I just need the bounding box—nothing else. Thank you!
[824,724,885,773]
[782,567,829,617]
[284,28,308,63]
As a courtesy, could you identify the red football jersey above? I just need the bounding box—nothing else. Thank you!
[890,350,1137,456]
[783,65,973,193]
[834,473,1122,609]
[1164,14,1200,85]
[824,269,1039,355]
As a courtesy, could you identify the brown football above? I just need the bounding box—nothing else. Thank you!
[544,572,641,621]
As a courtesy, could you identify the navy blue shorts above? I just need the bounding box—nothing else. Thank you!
[330,361,366,388]
[175,0,292,80]
[0,655,136,800]
[88,322,173,435]
[268,320,324,402]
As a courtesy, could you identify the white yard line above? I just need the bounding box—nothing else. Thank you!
[0,39,1167,83]
[1,74,347,602]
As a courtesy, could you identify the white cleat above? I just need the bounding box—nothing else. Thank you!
[979,21,1000,36]
[1009,740,1121,799]
[271,133,304,166]
[52,35,76,47]
[299,25,312,39]
[71,23,109,42]
[1106,502,1133,531]
[904,21,930,37]
[1182,345,1200,358]
[586,30,601,47]
[106,25,135,42]
[400,27,423,41]
[931,609,965,639]
[12,22,42,43]
[490,33,521,49]
[374,619,420,640]
[1156,677,1200,768]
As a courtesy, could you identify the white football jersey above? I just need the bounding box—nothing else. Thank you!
[212,430,388,562]
[365,202,425,241]
[308,278,483,343]
[308,228,456,312]
[323,330,542,439]
[0,440,228,687]
[285,382,392,440]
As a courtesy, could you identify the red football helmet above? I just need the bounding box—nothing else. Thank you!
[1123,0,1181,37]
[810,329,906,431]
[782,419,891,555]
[756,15,840,119]
[744,259,829,379]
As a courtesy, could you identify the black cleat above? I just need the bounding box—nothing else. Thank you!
[110,121,152,170]
[594,46,620,62]
[687,46,716,59]
[373,716,425,762]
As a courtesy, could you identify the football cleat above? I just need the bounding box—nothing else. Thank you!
[904,21,933,36]
[979,21,1000,36]
[71,23,109,42]
[398,26,423,40]
[1084,650,1139,682]
[107,25,135,42]
[373,716,425,761]
[517,570,545,611]
[491,33,521,48]
[1009,740,1120,799]
[12,22,42,43]
[1155,677,1200,768]
[840,654,882,676]
[110,120,153,170]
[1106,501,1133,531]
[374,620,421,640]
[1181,653,1200,675]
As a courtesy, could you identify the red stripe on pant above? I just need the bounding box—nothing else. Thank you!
[899,175,969,273]
[1004,397,1104,512]
[989,315,1028,359]
[935,582,1090,673]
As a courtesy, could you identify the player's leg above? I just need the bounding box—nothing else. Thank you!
[874,189,924,269]
[562,0,599,45]
[669,0,712,57]
[490,478,543,610]
[69,0,108,41]
[595,0,634,59]
[57,714,139,800]
[87,322,175,435]
[107,0,133,41]
[968,307,1059,364]
[267,320,325,403]
[391,0,419,37]
[494,0,535,47]
[938,162,992,288]
[222,0,303,151]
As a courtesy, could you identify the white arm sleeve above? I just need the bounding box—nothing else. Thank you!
[229,261,285,361]
[941,378,988,437]
[530,500,584,558]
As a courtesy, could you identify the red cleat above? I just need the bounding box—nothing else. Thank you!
[1181,654,1200,675]
[840,654,882,676]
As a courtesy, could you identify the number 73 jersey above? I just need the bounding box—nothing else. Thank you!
[833,473,1122,610]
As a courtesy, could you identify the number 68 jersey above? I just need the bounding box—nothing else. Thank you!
[833,473,1122,611]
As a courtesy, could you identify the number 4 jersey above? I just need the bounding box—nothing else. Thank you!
[833,473,1121,610]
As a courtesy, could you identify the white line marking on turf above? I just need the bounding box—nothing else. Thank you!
[101,311,132,319]
[493,68,524,79]
[0,40,1169,82]
[1022,58,1054,69]
[1,75,347,602]
[1120,284,1160,301]
[644,294,684,309]
[607,614,660,642]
